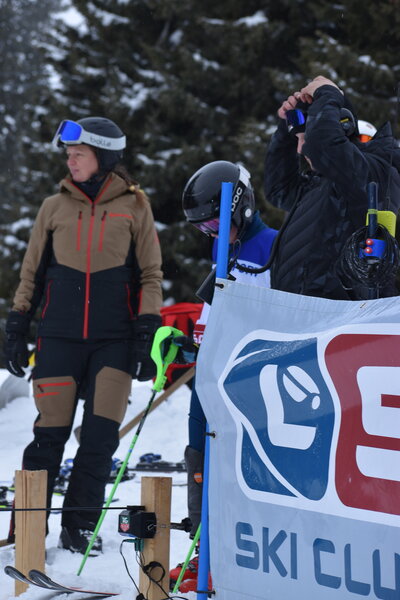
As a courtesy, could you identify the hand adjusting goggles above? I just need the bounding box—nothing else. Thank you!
[52,120,126,151]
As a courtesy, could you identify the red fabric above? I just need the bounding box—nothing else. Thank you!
[161,302,203,387]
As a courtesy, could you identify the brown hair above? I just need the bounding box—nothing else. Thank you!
[113,165,148,203]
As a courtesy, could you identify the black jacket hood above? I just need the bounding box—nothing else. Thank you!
[362,121,400,169]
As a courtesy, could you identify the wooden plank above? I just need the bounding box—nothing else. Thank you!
[139,476,172,600]
[14,470,47,596]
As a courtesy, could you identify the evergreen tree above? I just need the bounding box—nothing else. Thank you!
[0,0,63,320]
[1,0,399,328]
[49,0,289,302]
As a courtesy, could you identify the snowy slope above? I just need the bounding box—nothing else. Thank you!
[0,370,196,599]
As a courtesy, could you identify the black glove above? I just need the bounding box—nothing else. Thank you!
[173,336,199,364]
[131,314,162,381]
[3,311,30,377]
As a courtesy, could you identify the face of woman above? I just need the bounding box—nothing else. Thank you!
[66,145,99,182]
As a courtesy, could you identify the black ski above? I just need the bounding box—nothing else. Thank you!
[4,565,118,596]
[4,565,32,586]
[29,569,118,596]
[0,484,13,508]
[132,460,186,472]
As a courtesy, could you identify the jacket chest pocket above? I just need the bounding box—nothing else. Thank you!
[98,211,133,251]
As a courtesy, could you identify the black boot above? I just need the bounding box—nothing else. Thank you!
[184,445,204,539]
[58,526,102,556]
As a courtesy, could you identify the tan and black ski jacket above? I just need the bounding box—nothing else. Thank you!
[12,173,163,339]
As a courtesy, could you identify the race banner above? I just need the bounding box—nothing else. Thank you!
[196,280,400,600]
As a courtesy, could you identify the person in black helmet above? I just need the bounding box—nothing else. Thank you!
[169,160,277,593]
[265,75,400,299]
[3,116,163,554]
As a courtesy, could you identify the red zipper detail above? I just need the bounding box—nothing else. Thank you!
[41,281,52,318]
[35,381,72,397]
[109,213,133,218]
[137,289,143,314]
[82,177,113,339]
[125,283,134,320]
[83,203,96,339]
[98,210,107,251]
[76,211,83,250]
[39,382,73,387]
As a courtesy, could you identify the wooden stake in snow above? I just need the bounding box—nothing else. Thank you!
[14,470,47,596]
[139,476,172,600]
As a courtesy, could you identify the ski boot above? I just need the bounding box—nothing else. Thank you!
[179,572,212,594]
[169,554,198,590]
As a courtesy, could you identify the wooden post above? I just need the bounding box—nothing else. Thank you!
[139,476,172,600]
[14,470,47,596]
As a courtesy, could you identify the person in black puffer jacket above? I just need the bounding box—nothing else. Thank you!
[264,75,400,300]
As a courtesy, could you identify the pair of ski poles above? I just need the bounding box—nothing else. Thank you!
[77,325,185,575]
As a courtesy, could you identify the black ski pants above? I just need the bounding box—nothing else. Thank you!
[22,337,132,531]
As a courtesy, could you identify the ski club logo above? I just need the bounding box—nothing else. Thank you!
[220,335,335,501]
[220,330,400,516]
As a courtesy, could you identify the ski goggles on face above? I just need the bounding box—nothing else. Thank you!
[286,109,307,133]
[52,120,126,150]
[193,218,220,235]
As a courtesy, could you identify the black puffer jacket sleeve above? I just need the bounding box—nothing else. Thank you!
[303,85,398,216]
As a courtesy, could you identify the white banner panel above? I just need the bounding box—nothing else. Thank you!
[196,280,400,600]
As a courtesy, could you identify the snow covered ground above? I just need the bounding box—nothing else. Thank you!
[0,369,196,599]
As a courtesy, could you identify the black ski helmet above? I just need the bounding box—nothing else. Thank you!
[182,161,255,236]
[76,117,125,172]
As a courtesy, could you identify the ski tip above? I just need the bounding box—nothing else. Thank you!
[4,565,32,585]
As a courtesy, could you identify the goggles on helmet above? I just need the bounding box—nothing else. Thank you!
[52,120,126,150]
[193,218,220,235]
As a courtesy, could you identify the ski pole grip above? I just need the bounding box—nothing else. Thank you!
[150,326,184,392]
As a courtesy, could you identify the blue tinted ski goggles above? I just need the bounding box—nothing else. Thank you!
[286,109,307,133]
[52,120,126,150]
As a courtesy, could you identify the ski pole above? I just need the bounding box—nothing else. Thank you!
[118,365,195,440]
[172,523,201,594]
[77,326,184,575]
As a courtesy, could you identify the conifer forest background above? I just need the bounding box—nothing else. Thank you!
[0,0,399,357]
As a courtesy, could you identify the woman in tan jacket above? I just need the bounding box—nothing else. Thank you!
[3,117,163,554]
